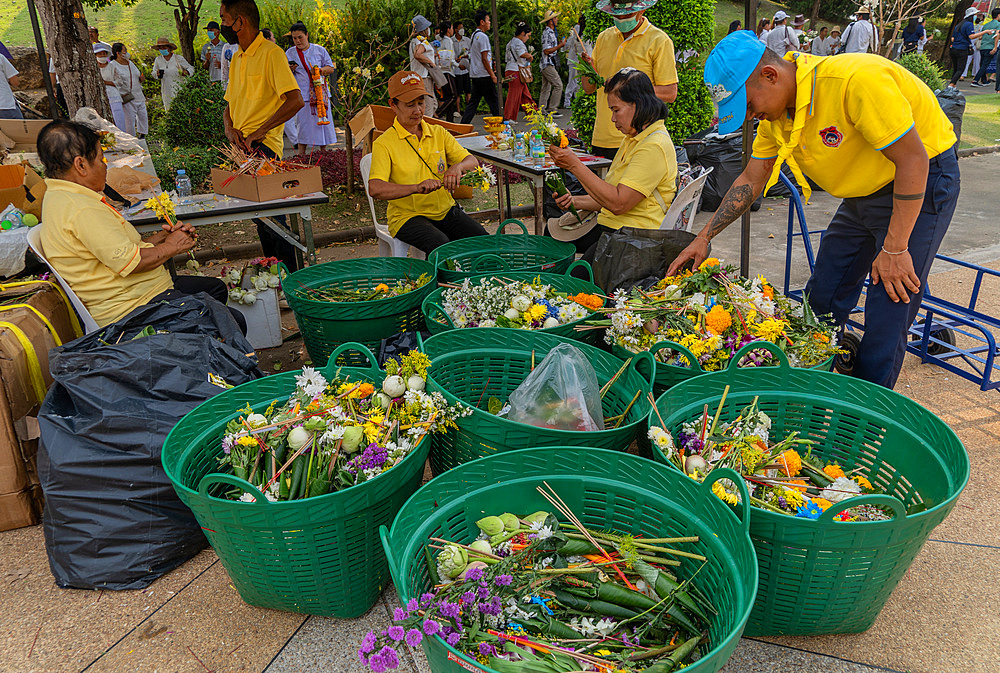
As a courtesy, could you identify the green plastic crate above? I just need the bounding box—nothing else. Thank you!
[421,328,654,474]
[427,219,576,283]
[281,257,435,366]
[647,341,969,636]
[161,344,430,618]
[380,446,759,673]
[421,260,606,346]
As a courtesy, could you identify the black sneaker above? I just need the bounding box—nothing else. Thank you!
[971,82,985,87]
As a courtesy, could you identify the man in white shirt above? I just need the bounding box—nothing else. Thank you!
[460,9,500,124]
[765,11,799,57]
[0,56,19,119]
[842,6,879,53]
[453,20,471,108]
[201,21,226,82]
[811,26,835,56]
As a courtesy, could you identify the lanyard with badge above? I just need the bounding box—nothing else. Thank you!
[405,137,446,180]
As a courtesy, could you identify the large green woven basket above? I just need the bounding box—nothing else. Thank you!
[647,341,969,636]
[161,344,430,618]
[427,219,576,283]
[421,260,606,346]
[281,257,435,366]
[380,447,759,673]
[421,328,654,474]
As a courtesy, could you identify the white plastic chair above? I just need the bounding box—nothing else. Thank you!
[660,166,713,232]
[26,226,100,334]
[359,154,425,260]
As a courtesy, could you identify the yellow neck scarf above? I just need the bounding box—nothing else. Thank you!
[763,52,821,203]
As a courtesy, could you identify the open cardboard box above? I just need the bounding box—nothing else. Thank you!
[0,119,49,153]
[210,165,323,202]
[0,162,45,218]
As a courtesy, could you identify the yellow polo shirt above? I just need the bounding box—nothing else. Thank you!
[752,53,957,199]
[592,20,678,149]
[369,118,471,236]
[597,119,677,231]
[38,179,172,327]
[225,32,299,157]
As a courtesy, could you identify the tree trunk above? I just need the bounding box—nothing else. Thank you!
[809,0,821,29]
[172,1,200,67]
[35,0,110,119]
[433,0,454,25]
[345,123,355,196]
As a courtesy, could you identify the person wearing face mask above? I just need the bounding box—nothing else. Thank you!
[201,21,225,82]
[152,37,194,112]
[409,15,439,120]
[580,0,677,160]
[285,21,337,155]
[112,43,148,138]
[95,43,128,131]
[453,21,472,109]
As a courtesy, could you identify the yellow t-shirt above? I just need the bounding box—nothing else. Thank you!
[752,53,957,199]
[591,20,678,149]
[38,179,172,327]
[369,118,472,236]
[225,32,300,157]
[597,119,678,231]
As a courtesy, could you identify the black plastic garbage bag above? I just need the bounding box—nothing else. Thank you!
[936,87,965,144]
[685,135,765,212]
[38,294,263,590]
[590,227,699,294]
[379,330,431,366]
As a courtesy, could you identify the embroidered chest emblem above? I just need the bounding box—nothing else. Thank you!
[819,126,843,148]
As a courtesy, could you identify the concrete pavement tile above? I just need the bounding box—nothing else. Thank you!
[721,639,903,672]
[763,540,1000,673]
[84,560,305,673]
[0,524,215,673]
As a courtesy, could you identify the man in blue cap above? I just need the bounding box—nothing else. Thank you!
[668,31,960,389]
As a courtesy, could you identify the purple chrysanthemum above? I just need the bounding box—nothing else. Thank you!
[378,645,400,669]
[393,607,408,621]
[406,598,419,612]
[368,653,386,673]
[405,628,423,647]
[476,586,490,600]
[478,642,494,656]
[464,566,485,581]
[360,631,377,654]
[438,601,461,618]
[446,631,461,646]
[460,590,475,604]
[387,625,405,641]
[422,618,441,636]
[420,592,435,607]
[493,574,512,587]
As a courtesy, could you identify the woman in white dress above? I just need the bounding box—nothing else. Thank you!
[285,21,337,155]
[94,43,127,130]
[111,43,148,138]
[151,36,194,112]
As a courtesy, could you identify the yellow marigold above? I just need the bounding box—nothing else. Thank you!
[751,318,787,343]
[778,449,802,477]
[786,478,809,493]
[705,305,732,335]
[813,332,831,343]
[852,475,873,490]
[237,435,258,447]
[558,130,569,148]
[811,497,833,511]
[699,257,721,271]
[570,293,603,311]
[353,382,375,398]
[375,283,390,292]
[761,283,774,300]
[823,463,846,479]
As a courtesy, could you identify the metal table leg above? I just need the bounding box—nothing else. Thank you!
[298,208,317,265]
[532,176,545,235]
[289,212,305,269]
[258,216,308,255]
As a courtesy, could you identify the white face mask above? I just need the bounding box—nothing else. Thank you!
[97,56,109,65]
[458,28,465,36]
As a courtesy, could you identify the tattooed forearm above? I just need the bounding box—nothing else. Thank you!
[704,184,756,240]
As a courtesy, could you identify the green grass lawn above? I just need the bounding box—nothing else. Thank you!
[957,94,1000,149]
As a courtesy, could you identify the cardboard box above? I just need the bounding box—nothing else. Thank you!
[0,162,46,218]
[210,165,323,202]
[0,119,49,152]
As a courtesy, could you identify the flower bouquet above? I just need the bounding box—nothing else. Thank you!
[454,165,496,199]
[573,58,604,87]
[649,397,893,521]
[525,107,582,225]
[597,259,842,371]
[221,256,282,306]
[361,487,714,672]
[437,277,603,330]
[216,352,468,502]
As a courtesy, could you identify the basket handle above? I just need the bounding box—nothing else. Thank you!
[727,339,791,371]
[423,300,456,329]
[471,254,509,273]
[197,472,272,504]
[276,262,291,280]
[817,494,908,523]
[379,524,406,592]
[323,342,381,377]
[649,340,703,372]
[564,260,594,283]
[497,219,529,235]
[625,351,656,395]
[700,467,751,536]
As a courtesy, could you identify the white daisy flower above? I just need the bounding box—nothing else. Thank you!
[294,366,327,398]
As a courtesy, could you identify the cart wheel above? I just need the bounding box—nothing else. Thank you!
[834,332,861,375]
[912,319,956,356]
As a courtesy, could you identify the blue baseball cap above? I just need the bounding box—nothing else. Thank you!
[704,30,765,135]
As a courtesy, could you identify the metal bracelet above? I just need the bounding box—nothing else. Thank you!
[881,246,908,255]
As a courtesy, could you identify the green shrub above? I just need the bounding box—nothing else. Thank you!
[571,0,716,147]
[897,52,946,93]
[150,144,221,193]
[161,70,228,147]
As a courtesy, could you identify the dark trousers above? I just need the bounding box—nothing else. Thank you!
[460,76,500,124]
[251,142,300,272]
[437,74,459,122]
[973,49,995,83]
[394,205,488,254]
[803,147,960,389]
[949,48,970,85]
[152,275,248,335]
[590,145,618,161]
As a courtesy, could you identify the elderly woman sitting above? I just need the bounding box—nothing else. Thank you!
[546,68,677,254]
[367,70,488,254]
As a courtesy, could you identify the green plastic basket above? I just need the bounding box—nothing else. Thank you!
[420,328,654,474]
[380,446,759,673]
[281,257,436,366]
[160,344,431,618]
[613,339,835,398]
[427,219,576,283]
[646,341,969,636]
[421,260,606,346]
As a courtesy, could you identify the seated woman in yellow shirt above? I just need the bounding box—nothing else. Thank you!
[547,68,677,254]
[367,70,488,254]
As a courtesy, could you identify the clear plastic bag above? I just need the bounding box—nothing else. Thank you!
[507,343,605,431]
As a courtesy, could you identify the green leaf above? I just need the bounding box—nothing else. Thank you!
[487,396,503,415]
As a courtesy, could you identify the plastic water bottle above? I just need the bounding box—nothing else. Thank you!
[513,132,526,161]
[175,169,192,199]
[529,132,544,167]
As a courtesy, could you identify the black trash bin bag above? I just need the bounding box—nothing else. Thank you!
[686,134,765,212]
[38,294,263,590]
[590,227,699,294]
[936,87,965,144]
